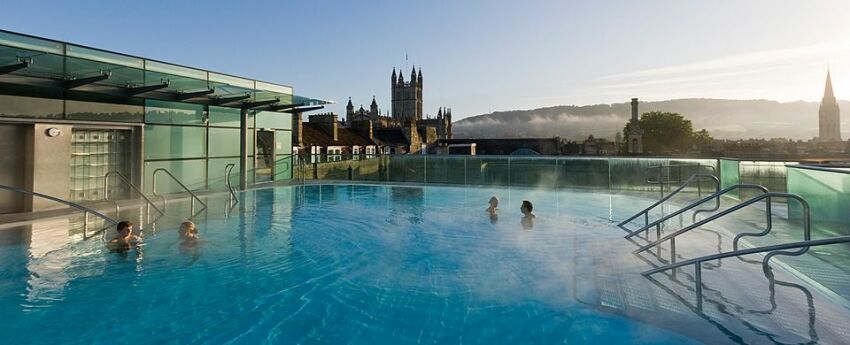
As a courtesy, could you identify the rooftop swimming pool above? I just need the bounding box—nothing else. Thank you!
[1,183,848,344]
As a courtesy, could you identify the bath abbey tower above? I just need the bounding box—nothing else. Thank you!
[345,67,453,144]
[391,67,423,122]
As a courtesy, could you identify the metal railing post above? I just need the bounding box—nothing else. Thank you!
[671,237,677,278]
[694,262,703,311]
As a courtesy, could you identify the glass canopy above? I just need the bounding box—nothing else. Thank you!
[0,30,331,111]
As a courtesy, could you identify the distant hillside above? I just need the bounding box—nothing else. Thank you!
[453,99,850,140]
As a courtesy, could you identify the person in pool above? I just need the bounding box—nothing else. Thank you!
[177,221,202,264]
[486,196,499,223]
[178,221,200,241]
[520,200,535,229]
[108,221,142,252]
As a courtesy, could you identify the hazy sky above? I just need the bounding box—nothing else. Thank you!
[2,0,849,119]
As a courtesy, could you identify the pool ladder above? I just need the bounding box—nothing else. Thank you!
[617,173,720,236]
[623,171,850,312]
[224,163,239,208]
[152,168,207,218]
[103,171,165,222]
[0,183,117,239]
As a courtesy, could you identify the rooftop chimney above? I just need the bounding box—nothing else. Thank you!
[351,120,373,141]
[308,113,338,141]
[293,112,304,147]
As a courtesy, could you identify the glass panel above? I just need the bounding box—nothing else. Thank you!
[787,166,850,237]
[738,161,792,199]
[559,158,609,189]
[0,94,63,119]
[255,130,275,183]
[65,97,144,122]
[424,156,465,185]
[720,159,740,199]
[144,99,205,125]
[209,106,241,127]
[144,69,209,94]
[611,157,659,192]
[275,130,292,155]
[65,56,143,88]
[351,157,384,181]
[144,125,206,160]
[256,110,291,130]
[209,72,254,89]
[0,32,63,54]
[145,60,207,80]
[209,128,240,157]
[143,159,207,194]
[273,156,293,181]
[464,157,509,186]
[255,81,292,95]
[0,45,65,79]
[208,158,240,192]
[66,45,144,69]
[510,157,557,188]
[314,159,352,180]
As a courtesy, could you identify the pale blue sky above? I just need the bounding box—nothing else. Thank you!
[1,0,848,119]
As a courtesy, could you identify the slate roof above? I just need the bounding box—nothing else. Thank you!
[301,122,376,147]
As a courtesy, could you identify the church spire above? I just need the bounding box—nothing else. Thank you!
[391,68,397,86]
[824,68,835,101]
[818,69,841,142]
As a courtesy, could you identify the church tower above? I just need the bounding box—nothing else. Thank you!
[391,66,423,122]
[627,98,644,154]
[345,97,354,124]
[370,96,379,118]
[818,69,841,142]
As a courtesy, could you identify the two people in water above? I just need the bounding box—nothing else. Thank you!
[485,196,536,229]
[107,220,201,253]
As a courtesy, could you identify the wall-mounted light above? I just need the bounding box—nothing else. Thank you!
[45,127,62,137]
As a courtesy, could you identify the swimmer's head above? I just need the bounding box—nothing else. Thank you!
[521,200,533,215]
[489,196,499,208]
[179,221,197,238]
[116,221,133,234]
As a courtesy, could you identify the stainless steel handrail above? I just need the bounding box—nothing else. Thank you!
[152,168,208,216]
[634,193,811,260]
[224,163,239,206]
[623,183,769,240]
[0,184,117,237]
[103,171,164,217]
[641,235,850,311]
[617,173,720,233]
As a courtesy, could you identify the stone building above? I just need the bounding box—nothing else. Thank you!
[818,69,841,142]
[626,98,644,154]
[344,67,453,153]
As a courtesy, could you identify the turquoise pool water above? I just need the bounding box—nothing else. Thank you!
[0,184,752,344]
